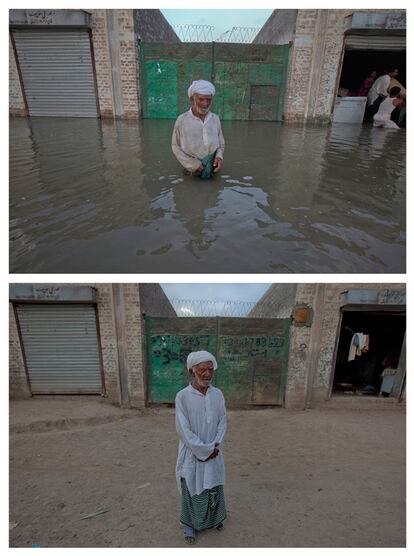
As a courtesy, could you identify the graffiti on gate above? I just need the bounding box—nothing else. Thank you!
[146,317,291,404]
[140,42,290,121]
[220,335,285,361]
[150,334,286,365]
[151,334,212,365]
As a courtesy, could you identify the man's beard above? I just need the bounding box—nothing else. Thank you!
[194,103,211,115]
[193,373,211,387]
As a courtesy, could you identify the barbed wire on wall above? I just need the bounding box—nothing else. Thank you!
[170,297,258,318]
[172,24,215,42]
[216,27,261,43]
[172,24,261,43]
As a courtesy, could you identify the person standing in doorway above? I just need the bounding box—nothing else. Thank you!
[373,87,404,129]
[368,68,399,106]
[171,80,225,179]
[357,70,377,97]
[175,351,227,544]
[366,68,399,121]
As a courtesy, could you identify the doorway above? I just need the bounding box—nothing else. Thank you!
[338,49,406,95]
[335,47,406,125]
[332,309,405,398]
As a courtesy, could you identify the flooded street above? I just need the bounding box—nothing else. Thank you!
[9,117,405,273]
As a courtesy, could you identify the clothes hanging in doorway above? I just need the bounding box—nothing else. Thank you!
[348,333,370,361]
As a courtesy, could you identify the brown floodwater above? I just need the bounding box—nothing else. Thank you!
[9,117,405,273]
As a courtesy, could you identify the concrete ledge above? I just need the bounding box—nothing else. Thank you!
[324,394,406,410]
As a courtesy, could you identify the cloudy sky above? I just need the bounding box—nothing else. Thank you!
[161,283,271,317]
[161,9,272,41]
[161,283,270,303]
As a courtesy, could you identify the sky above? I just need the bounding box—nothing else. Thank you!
[161,9,273,41]
[161,283,271,317]
[161,283,270,303]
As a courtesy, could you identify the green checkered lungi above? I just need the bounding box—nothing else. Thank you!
[183,151,217,180]
[180,478,227,531]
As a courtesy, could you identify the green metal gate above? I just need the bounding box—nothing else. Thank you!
[140,42,290,121]
[145,317,291,405]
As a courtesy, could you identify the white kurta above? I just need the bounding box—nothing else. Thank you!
[368,74,391,105]
[171,109,225,173]
[373,97,400,128]
[175,383,226,496]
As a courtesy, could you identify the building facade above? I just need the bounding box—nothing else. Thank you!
[9,9,179,119]
[9,283,176,407]
[254,9,406,122]
[10,283,406,410]
[10,9,406,124]
[10,9,405,123]
[252,283,406,408]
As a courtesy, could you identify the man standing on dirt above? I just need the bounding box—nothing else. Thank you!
[171,80,225,179]
[175,351,227,544]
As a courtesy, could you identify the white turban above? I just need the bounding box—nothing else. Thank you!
[187,350,218,371]
[188,80,216,98]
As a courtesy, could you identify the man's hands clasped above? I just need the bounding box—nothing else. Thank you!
[206,443,220,461]
[197,443,220,462]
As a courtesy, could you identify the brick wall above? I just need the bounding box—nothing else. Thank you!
[253,9,298,45]
[284,10,317,120]
[90,9,140,119]
[90,10,114,118]
[117,9,140,118]
[81,283,145,407]
[249,284,297,318]
[139,284,176,317]
[134,9,180,42]
[9,303,31,399]
[122,284,145,407]
[9,35,27,117]
[284,284,317,408]
[313,11,349,120]
[94,284,121,404]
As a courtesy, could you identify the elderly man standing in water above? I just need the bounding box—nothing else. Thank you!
[172,80,225,179]
[175,351,227,544]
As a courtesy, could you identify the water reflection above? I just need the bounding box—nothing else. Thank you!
[9,117,405,273]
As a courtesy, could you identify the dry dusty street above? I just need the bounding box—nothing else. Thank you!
[9,398,406,547]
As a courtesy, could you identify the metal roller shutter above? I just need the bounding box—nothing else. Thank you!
[16,304,103,394]
[345,34,406,51]
[12,28,98,117]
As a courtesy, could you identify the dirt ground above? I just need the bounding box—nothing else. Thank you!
[9,397,406,548]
